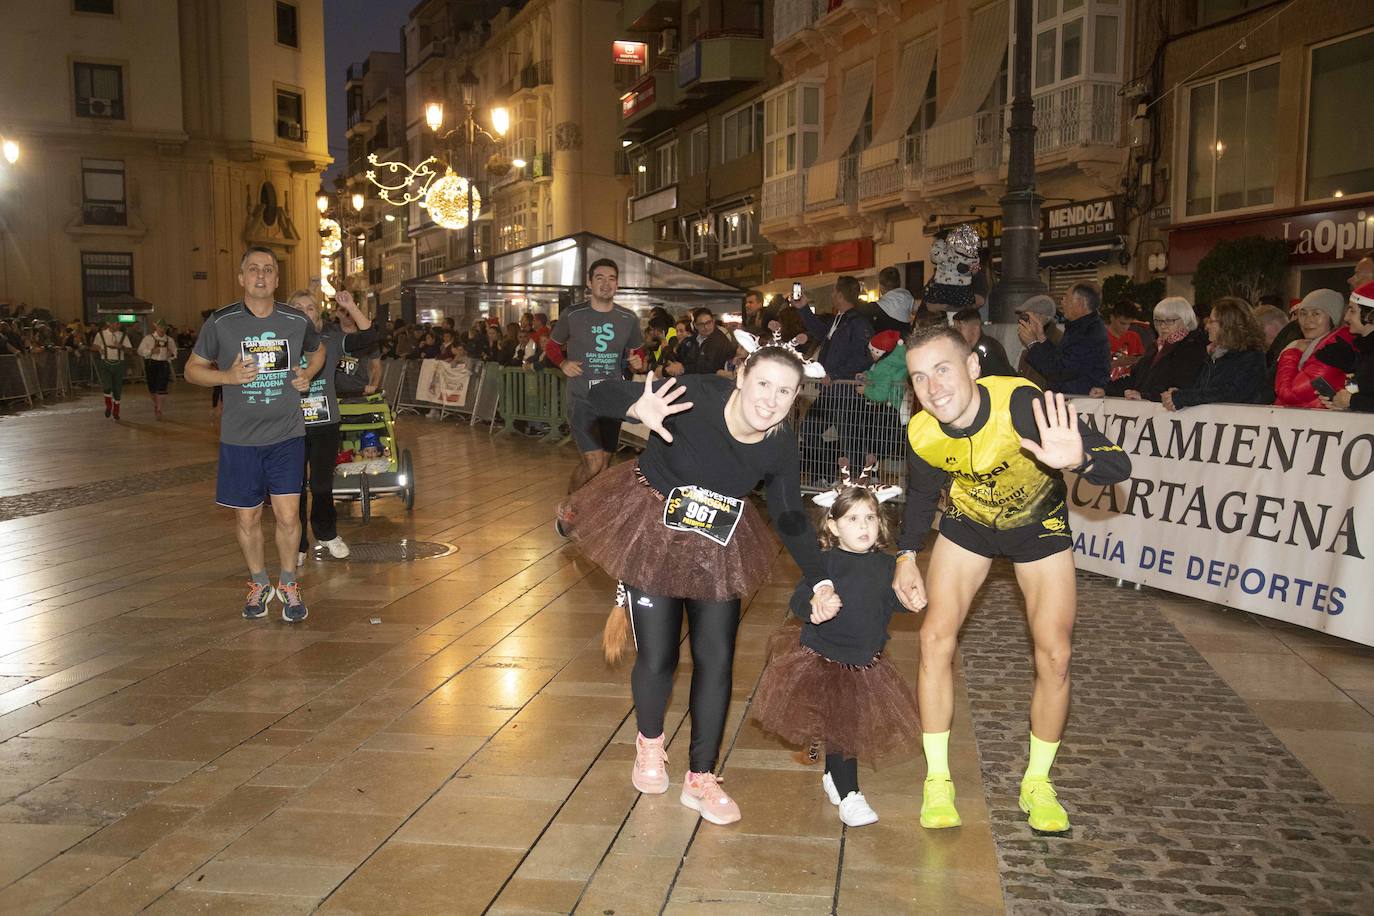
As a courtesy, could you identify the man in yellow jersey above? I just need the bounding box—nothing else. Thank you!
[891,324,1130,833]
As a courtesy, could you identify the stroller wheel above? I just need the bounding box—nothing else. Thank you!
[401,450,415,511]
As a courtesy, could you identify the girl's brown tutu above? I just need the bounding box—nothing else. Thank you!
[567,460,778,601]
[752,624,921,762]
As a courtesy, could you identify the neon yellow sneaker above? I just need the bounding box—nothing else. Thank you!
[920,776,961,829]
[1019,777,1070,833]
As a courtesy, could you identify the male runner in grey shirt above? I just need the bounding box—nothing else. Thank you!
[548,257,643,535]
[185,247,324,622]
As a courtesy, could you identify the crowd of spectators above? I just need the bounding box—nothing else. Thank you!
[5,250,1373,420]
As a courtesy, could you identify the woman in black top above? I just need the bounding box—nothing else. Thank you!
[1163,300,1268,410]
[567,345,834,826]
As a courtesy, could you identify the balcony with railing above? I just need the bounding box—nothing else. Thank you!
[803,154,859,222]
[518,60,553,92]
[856,134,923,206]
[761,172,807,227]
[1032,80,1122,157]
[630,184,678,223]
[920,109,1004,187]
[774,0,823,48]
[620,66,680,138]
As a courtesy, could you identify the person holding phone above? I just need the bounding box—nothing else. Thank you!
[1273,289,1355,410]
[1314,282,1374,412]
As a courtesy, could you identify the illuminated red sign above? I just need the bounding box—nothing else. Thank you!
[621,78,656,119]
[613,40,648,66]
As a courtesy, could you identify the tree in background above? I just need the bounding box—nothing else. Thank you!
[1191,236,1289,309]
[1102,274,1167,312]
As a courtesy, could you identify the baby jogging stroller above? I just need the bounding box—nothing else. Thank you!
[332,393,415,522]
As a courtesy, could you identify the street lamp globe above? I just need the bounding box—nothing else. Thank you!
[350,192,365,212]
[459,67,479,108]
[491,107,510,138]
[315,189,329,213]
[1,139,18,165]
[424,102,444,133]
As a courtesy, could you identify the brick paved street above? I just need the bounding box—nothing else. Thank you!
[0,387,1370,914]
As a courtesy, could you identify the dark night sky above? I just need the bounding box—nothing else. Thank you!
[322,0,411,187]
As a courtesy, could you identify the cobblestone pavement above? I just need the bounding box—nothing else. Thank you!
[960,570,1374,915]
[0,461,218,521]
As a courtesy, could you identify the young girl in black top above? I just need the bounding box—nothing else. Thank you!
[752,461,921,827]
[566,336,833,826]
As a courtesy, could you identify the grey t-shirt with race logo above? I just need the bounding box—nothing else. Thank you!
[550,301,643,398]
[194,301,321,446]
[301,326,343,427]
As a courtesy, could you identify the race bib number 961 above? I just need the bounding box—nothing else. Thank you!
[663,486,744,547]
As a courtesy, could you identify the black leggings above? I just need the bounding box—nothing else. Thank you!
[826,753,859,798]
[299,423,341,548]
[626,586,740,774]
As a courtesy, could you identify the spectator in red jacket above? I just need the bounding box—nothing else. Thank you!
[1273,289,1349,409]
[1105,300,1145,381]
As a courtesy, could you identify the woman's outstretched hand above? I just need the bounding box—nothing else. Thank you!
[627,375,693,442]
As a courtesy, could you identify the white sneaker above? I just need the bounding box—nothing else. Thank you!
[838,792,879,827]
[297,551,307,568]
[319,537,350,559]
[822,771,841,806]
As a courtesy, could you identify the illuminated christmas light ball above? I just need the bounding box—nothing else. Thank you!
[423,169,481,230]
[319,217,342,255]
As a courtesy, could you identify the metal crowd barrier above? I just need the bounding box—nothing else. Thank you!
[380,359,407,413]
[32,350,72,399]
[391,357,486,421]
[788,379,911,498]
[495,366,568,443]
[0,354,36,407]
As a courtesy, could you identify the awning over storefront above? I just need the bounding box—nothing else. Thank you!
[403,232,745,319]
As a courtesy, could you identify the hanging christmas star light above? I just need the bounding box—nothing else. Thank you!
[319,215,341,298]
[424,168,481,230]
[366,153,441,206]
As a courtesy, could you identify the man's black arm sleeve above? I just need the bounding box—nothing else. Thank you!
[342,326,382,352]
[896,449,948,552]
[1009,386,1131,485]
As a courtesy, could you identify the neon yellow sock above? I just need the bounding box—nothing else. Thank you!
[922,731,951,779]
[1024,732,1060,781]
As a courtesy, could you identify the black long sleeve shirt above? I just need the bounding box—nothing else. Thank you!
[587,375,828,587]
[898,382,1133,551]
[789,549,907,665]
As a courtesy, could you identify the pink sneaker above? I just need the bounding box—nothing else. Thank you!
[680,771,741,825]
[632,733,669,794]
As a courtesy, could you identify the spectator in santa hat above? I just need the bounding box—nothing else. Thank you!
[1274,289,1351,409]
[858,330,907,411]
[1312,282,1374,413]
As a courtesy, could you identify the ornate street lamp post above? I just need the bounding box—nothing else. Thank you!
[988,0,1049,323]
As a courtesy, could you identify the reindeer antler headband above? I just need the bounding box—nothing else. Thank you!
[812,455,903,508]
[734,321,826,378]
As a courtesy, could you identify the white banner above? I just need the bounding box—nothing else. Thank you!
[1065,398,1374,646]
[415,359,470,406]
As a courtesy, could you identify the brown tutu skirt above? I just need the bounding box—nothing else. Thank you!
[567,460,778,601]
[752,624,921,763]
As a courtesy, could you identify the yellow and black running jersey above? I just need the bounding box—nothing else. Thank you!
[897,376,1130,550]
